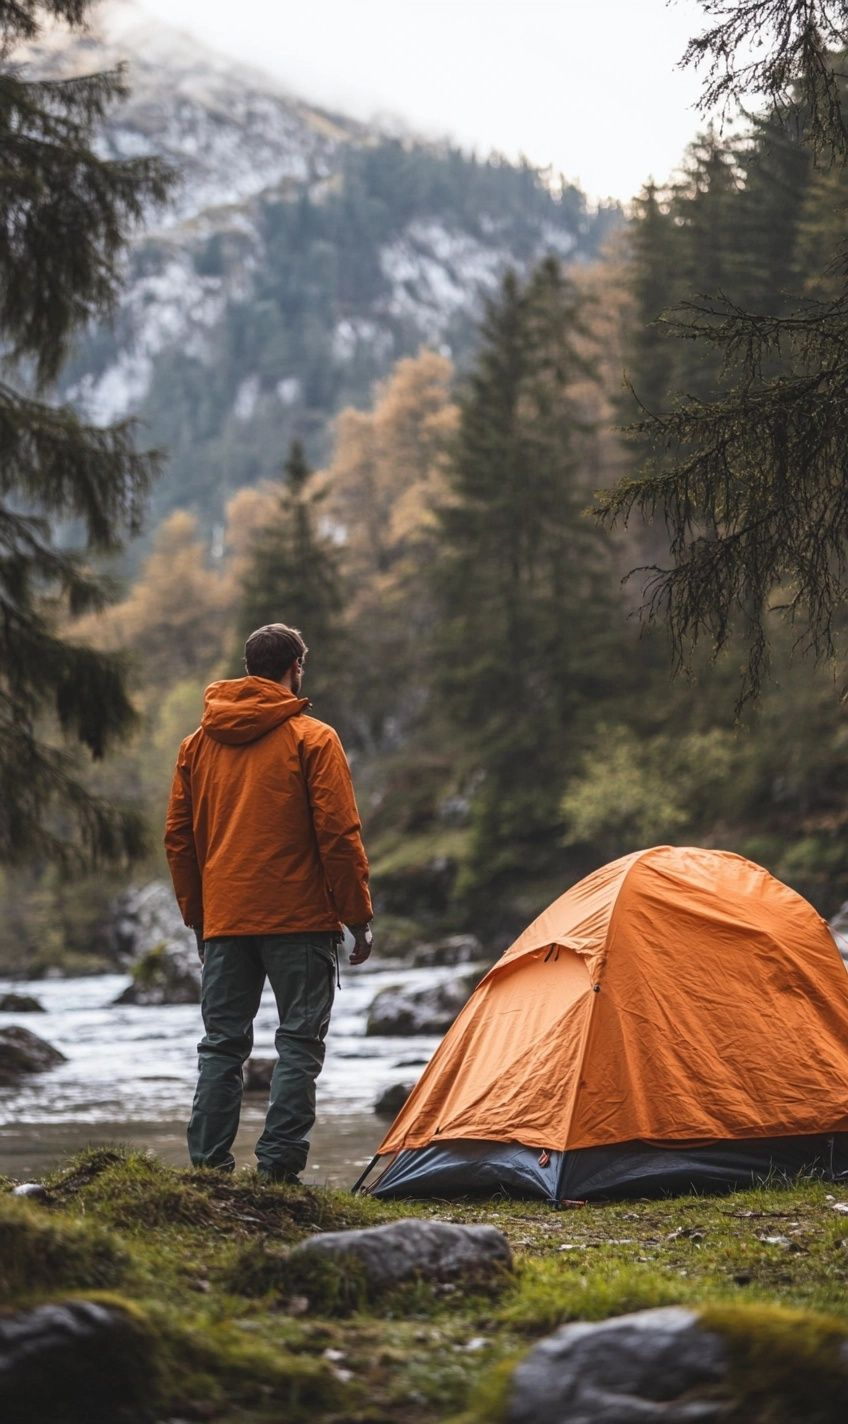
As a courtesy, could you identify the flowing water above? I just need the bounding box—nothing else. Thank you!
[0,959,449,1186]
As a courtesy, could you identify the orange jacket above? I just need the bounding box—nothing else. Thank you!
[164,677,372,938]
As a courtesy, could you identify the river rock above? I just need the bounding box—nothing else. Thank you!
[244,1056,276,1091]
[366,972,479,1036]
[0,993,44,1013]
[12,1182,48,1201]
[374,1082,412,1116]
[0,1026,66,1083]
[408,934,485,967]
[104,879,189,961]
[113,938,200,1006]
[0,1298,156,1420]
[107,880,202,1005]
[505,1307,729,1424]
[288,1219,511,1293]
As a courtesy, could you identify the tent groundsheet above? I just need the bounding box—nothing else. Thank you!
[368,1133,848,1203]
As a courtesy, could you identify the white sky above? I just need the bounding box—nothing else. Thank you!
[113,0,715,203]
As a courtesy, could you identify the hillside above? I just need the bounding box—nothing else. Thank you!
[4,1149,848,1422]
[22,15,620,531]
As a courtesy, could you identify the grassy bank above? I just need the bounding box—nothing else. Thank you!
[3,1147,848,1421]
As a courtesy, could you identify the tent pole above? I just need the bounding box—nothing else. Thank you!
[350,1154,380,1194]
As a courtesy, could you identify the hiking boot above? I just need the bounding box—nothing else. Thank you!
[257,1166,302,1185]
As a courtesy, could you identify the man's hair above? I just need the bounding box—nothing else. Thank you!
[244,624,307,681]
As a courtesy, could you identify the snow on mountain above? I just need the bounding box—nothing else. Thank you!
[19,11,620,518]
[22,12,359,232]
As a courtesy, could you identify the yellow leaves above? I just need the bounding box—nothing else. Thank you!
[71,511,231,685]
[318,347,458,617]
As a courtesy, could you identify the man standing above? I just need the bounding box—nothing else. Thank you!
[165,622,373,1183]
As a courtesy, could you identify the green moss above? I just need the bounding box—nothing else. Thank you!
[497,1255,695,1334]
[448,1356,521,1424]
[45,1143,138,1199]
[702,1303,848,1424]
[369,826,469,880]
[279,1245,372,1314]
[154,1315,343,1422]
[0,1196,130,1299]
[63,1151,217,1231]
[132,941,168,986]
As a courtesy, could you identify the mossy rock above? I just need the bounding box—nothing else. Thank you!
[703,1303,848,1423]
[0,1196,130,1299]
[477,1302,848,1424]
[219,1237,371,1313]
[0,1295,158,1423]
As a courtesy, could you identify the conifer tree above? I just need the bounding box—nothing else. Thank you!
[436,260,620,899]
[235,441,346,729]
[624,182,680,421]
[0,2,171,864]
[599,4,848,700]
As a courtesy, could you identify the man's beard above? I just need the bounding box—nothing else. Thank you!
[292,669,303,694]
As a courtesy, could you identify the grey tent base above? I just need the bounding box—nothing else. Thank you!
[364,1134,848,1203]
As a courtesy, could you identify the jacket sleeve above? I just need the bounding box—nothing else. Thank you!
[303,726,373,926]
[163,741,204,927]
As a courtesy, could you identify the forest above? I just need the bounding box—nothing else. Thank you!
[3,23,848,975]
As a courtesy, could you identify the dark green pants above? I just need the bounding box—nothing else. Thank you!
[187,933,337,1175]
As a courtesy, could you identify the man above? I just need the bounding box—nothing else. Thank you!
[164,622,373,1183]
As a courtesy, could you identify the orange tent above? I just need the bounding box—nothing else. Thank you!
[362,847,848,1201]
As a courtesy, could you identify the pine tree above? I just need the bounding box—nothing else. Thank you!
[0,2,171,865]
[598,6,848,700]
[436,260,620,899]
[235,441,346,729]
[624,182,680,421]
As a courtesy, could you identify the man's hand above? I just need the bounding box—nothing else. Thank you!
[347,922,373,965]
[192,926,205,965]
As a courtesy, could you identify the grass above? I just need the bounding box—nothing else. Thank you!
[4,1148,848,1421]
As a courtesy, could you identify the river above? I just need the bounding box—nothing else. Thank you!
[0,959,449,1185]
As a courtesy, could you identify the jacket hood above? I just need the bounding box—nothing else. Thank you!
[201,677,309,746]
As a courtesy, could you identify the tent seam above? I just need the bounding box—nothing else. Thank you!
[558,849,651,1154]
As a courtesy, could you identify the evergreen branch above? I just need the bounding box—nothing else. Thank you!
[0,695,145,867]
[598,338,848,697]
[12,64,131,120]
[0,127,172,382]
[0,384,160,545]
[0,2,91,48]
[681,2,848,156]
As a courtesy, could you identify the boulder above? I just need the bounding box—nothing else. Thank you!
[287,1218,511,1295]
[0,1026,66,1083]
[103,879,189,963]
[374,1082,412,1116]
[244,1056,275,1092]
[0,993,44,1013]
[505,1307,729,1424]
[366,971,480,1036]
[408,934,485,967]
[0,1299,156,1421]
[105,881,202,1005]
[113,939,200,1006]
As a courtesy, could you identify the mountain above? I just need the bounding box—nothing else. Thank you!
[23,13,621,530]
